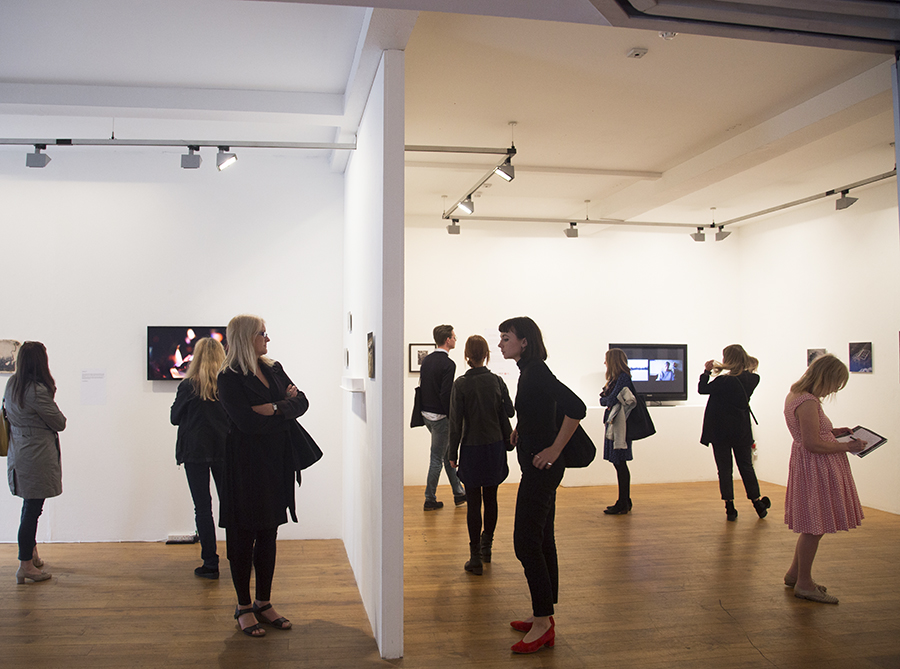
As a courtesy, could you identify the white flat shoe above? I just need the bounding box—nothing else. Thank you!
[794,586,838,604]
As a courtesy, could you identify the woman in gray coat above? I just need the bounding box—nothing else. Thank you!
[3,341,66,584]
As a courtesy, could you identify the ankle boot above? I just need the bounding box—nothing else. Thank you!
[480,532,493,564]
[725,500,738,521]
[464,542,483,575]
[752,496,771,518]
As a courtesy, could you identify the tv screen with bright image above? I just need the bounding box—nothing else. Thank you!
[609,343,688,402]
[147,326,226,381]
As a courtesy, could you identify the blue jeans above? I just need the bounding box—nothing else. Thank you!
[184,461,224,568]
[423,416,464,502]
[18,498,45,561]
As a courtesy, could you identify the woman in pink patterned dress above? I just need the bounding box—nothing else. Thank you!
[783,354,866,604]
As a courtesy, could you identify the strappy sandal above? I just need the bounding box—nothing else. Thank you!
[252,602,292,630]
[234,606,266,637]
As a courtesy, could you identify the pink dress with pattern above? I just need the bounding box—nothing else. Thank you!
[784,393,863,534]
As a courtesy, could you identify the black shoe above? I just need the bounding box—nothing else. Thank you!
[725,500,738,521]
[752,496,771,519]
[424,500,444,511]
[454,494,467,506]
[194,565,219,579]
[464,543,483,575]
[604,501,629,515]
[480,532,493,564]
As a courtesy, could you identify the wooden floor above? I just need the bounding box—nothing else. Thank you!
[2,481,899,668]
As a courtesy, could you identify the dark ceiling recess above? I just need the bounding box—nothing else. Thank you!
[590,0,900,54]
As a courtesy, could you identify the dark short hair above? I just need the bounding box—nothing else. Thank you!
[464,335,490,367]
[433,324,454,346]
[498,316,547,361]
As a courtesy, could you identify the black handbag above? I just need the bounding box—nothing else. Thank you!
[410,386,425,428]
[563,424,596,468]
[626,394,656,441]
[289,420,323,473]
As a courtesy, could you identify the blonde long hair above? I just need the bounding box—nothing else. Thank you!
[185,337,226,401]
[711,344,751,376]
[605,348,631,385]
[790,354,848,399]
[224,314,273,376]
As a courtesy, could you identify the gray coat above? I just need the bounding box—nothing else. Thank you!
[4,380,66,499]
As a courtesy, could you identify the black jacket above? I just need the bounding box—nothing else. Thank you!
[170,380,228,465]
[698,371,759,447]
[447,366,514,462]
[419,350,455,415]
[217,361,309,530]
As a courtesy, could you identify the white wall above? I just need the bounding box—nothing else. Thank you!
[403,180,900,514]
[342,51,405,659]
[0,148,345,542]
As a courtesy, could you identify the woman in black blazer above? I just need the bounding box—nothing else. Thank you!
[699,344,768,521]
[217,314,309,637]
[498,317,586,655]
[170,337,228,580]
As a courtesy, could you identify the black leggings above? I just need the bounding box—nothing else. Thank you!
[465,484,498,545]
[614,461,630,503]
[18,498,45,561]
[226,527,278,606]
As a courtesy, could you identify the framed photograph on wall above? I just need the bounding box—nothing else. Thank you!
[0,339,21,373]
[849,342,872,373]
[409,343,436,373]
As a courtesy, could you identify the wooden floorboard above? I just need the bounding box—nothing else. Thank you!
[1,481,898,668]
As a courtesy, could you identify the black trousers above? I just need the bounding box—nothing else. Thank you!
[226,526,278,606]
[184,461,224,568]
[18,498,45,561]
[513,462,564,617]
[711,441,760,500]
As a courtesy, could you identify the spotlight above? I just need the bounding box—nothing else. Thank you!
[457,195,474,215]
[447,219,460,235]
[216,146,237,171]
[690,227,706,242]
[26,144,51,168]
[494,159,515,182]
[564,222,578,238]
[715,226,731,241]
[835,190,858,210]
[181,146,202,169]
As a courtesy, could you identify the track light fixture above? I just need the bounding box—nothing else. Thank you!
[181,145,202,169]
[447,219,460,235]
[216,146,237,171]
[564,222,578,238]
[690,227,706,242]
[494,158,515,182]
[835,190,858,210]
[26,144,51,168]
[715,226,731,241]
[457,195,475,215]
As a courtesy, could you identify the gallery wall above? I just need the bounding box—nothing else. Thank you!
[403,179,900,514]
[0,148,346,543]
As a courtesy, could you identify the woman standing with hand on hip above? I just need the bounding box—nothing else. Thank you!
[3,341,66,584]
[783,354,865,604]
[217,315,308,637]
[498,317,586,655]
[699,344,768,521]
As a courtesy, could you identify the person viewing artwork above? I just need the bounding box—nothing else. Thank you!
[217,314,309,637]
[498,317,586,655]
[599,348,637,515]
[783,354,865,604]
[170,337,229,580]
[448,335,515,576]
[3,341,66,584]
[698,344,770,521]
[418,324,466,511]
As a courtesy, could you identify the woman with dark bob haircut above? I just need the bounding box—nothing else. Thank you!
[3,341,66,584]
[498,317,586,654]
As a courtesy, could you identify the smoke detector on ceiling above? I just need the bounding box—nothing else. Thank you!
[659,31,677,40]
[626,47,648,59]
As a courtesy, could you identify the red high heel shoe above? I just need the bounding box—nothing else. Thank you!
[511,625,555,654]
[510,615,554,633]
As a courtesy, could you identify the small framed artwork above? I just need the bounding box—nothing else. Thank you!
[849,342,872,373]
[409,343,436,373]
[367,332,375,379]
[807,348,826,365]
[0,339,21,373]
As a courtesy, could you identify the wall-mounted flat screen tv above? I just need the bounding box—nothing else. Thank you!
[608,343,688,402]
[148,326,226,381]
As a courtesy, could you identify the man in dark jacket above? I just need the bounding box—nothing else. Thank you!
[419,324,466,510]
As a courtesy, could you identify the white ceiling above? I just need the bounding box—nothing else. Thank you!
[0,0,895,234]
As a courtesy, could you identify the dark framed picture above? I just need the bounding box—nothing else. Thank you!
[849,342,872,373]
[409,343,436,373]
